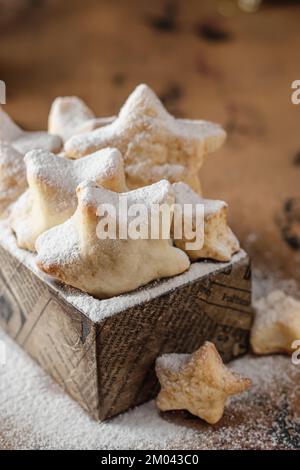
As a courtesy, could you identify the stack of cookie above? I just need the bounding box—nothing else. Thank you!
[0,84,240,299]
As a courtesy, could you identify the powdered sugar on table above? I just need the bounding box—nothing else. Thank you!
[0,329,299,450]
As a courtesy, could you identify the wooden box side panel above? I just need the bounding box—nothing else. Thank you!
[0,245,100,419]
[97,256,253,420]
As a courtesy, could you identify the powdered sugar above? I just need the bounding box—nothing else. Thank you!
[0,330,194,450]
[0,329,299,450]
[157,353,190,373]
[117,84,224,142]
[0,105,62,155]
[25,147,125,194]
[10,147,127,252]
[0,108,61,154]
[48,96,95,142]
[64,84,226,197]
[0,106,22,141]
[13,131,61,155]
[77,178,173,208]
[0,142,27,216]
[252,267,299,302]
[253,290,300,330]
[173,181,226,216]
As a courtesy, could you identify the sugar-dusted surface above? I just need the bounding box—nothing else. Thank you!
[253,290,300,331]
[0,106,62,155]
[0,329,299,450]
[0,143,27,216]
[64,84,225,160]
[0,220,246,323]
[173,181,226,217]
[157,353,190,374]
[25,147,126,195]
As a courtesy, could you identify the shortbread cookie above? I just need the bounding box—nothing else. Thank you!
[156,341,251,424]
[125,161,201,192]
[64,84,226,192]
[48,96,115,142]
[36,180,190,298]
[10,147,127,251]
[172,182,239,261]
[0,142,27,217]
[75,116,115,136]
[0,106,62,154]
[251,290,300,355]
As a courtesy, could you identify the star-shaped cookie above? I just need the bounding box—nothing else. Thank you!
[156,341,251,424]
[172,182,240,261]
[0,105,62,154]
[64,84,226,193]
[251,290,300,355]
[10,147,127,251]
[35,180,190,298]
[48,96,115,142]
[0,142,27,217]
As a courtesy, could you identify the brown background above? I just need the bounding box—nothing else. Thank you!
[1,0,300,280]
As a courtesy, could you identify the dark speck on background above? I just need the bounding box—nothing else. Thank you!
[160,83,183,106]
[292,151,300,166]
[276,198,300,251]
[111,73,127,87]
[159,83,184,116]
[195,55,222,81]
[146,0,179,33]
[195,19,232,42]
[225,102,266,139]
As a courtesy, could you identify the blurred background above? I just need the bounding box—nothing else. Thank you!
[0,0,300,284]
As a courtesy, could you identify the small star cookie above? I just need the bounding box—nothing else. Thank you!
[48,96,115,142]
[0,142,27,217]
[64,84,226,193]
[251,290,300,355]
[35,180,190,298]
[0,105,62,154]
[172,182,239,261]
[156,341,251,424]
[10,147,127,251]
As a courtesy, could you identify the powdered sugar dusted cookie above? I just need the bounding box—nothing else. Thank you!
[48,95,116,143]
[0,106,62,154]
[172,182,239,261]
[125,161,201,192]
[0,105,61,206]
[36,180,190,298]
[65,84,226,193]
[0,142,27,217]
[156,341,251,424]
[10,147,127,251]
[251,290,300,355]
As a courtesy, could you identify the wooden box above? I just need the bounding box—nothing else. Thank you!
[0,224,253,420]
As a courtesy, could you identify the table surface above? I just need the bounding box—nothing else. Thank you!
[0,0,300,450]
